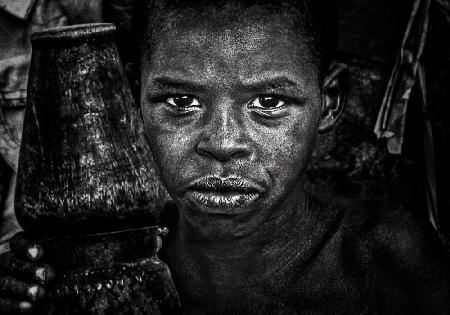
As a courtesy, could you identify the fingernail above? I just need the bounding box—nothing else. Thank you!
[158,227,169,236]
[19,301,33,312]
[28,285,38,297]
[156,236,163,252]
[27,245,40,260]
[35,267,46,282]
[28,285,45,301]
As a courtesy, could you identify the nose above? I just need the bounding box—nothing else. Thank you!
[196,103,251,162]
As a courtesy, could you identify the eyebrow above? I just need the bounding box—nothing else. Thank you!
[151,77,206,93]
[148,75,304,97]
[241,76,301,95]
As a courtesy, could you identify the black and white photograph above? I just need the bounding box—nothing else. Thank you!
[0,0,449,313]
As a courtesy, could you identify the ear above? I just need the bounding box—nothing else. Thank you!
[318,62,348,133]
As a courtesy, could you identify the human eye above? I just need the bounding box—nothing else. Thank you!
[165,95,201,108]
[248,95,286,111]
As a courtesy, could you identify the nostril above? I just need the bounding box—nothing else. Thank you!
[196,141,210,157]
[197,110,251,161]
[196,139,250,162]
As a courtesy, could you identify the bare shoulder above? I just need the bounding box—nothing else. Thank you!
[313,195,447,255]
[338,197,450,312]
[343,198,446,261]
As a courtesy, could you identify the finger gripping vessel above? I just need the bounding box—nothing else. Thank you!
[40,226,181,314]
[15,23,181,314]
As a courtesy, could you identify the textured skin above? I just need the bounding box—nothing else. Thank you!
[102,0,447,234]
[162,193,450,314]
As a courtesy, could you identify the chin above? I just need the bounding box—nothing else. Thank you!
[175,194,279,240]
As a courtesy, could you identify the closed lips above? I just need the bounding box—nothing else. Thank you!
[187,177,262,210]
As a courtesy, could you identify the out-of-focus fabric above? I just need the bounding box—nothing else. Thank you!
[374,0,431,155]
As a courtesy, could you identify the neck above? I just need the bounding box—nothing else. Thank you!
[160,189,336,313]
[170,186,311,261]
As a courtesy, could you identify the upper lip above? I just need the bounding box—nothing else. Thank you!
[189,176,263,194]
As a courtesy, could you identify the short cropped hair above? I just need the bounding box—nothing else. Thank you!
[135,0,337,73]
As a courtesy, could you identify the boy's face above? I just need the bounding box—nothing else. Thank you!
[141,17,324,238]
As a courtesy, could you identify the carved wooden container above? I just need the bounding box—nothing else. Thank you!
[15,24,180,314]
[15,23,167,237]
[40,226,181,314]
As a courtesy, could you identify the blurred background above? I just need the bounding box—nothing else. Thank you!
[0,0,449,251]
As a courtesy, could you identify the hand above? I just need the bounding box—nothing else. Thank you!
[0,232,55,314]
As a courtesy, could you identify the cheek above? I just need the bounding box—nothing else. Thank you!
[146,134,184,195]
[141,109,175,182]
[141,108,196,192]
[257,107,319,185]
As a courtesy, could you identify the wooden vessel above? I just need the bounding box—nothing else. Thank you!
[15,23,180,314]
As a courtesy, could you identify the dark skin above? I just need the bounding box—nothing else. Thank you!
[0,10,449,314]
[140,16,344,313]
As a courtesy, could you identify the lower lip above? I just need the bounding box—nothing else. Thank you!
[186,191,259,212]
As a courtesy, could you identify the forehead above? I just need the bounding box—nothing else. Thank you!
[142,15,319,90]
